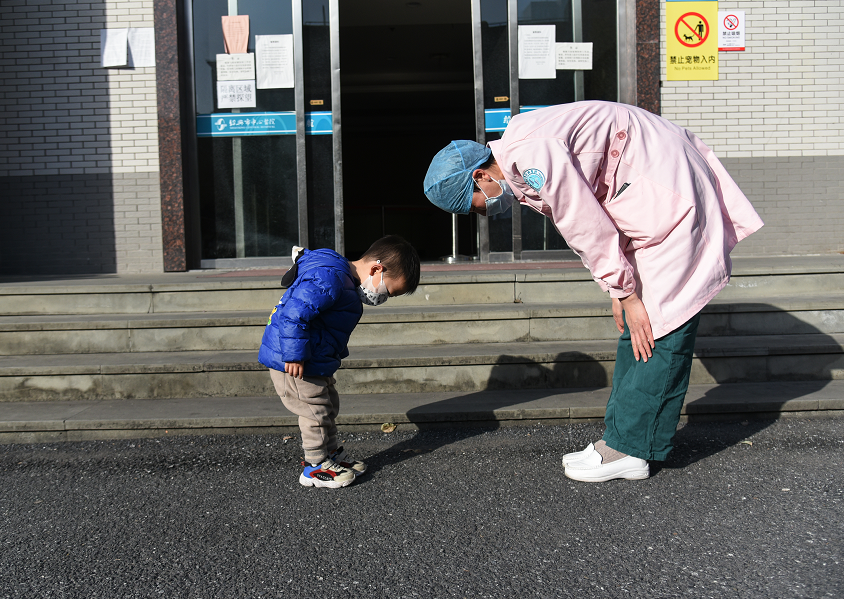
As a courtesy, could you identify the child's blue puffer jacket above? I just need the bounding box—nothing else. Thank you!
[258,249,363,377]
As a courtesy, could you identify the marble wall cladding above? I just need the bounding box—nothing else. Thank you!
[155,0,188,272]
[636,0,660,115]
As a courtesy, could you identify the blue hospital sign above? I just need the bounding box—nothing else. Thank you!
[196,111,332,137]
[484,106,547,132]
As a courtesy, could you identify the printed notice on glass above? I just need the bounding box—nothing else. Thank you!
[518,25,556,79]
[216,53,256,81]
[101,28,128,67]
[217,80,256,109]
[127,28,156,67]
[255,35,294,89]
[222,15,249,54]
[556,42,592,70]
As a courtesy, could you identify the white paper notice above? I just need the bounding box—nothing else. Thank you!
[216,54,256,81]
[127,28,156,67]
[556,42,593,70]
[718,10,746,51]
[255,35,294,89]
[518,25,556,79]
[217,80,256,109]
[101,28,128,68]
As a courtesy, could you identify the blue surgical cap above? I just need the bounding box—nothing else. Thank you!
[423,140,492,215]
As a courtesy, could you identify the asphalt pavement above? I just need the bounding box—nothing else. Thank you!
[1,416,842,598]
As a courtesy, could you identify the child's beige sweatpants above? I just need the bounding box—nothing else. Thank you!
[269,368,339,464]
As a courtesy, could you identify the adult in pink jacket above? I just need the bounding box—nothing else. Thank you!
[424,101,763,483]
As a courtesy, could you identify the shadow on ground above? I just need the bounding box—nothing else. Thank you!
[362,352,606,476]
[364,304,842,477]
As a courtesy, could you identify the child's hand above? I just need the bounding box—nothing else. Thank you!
[285,361,304,379]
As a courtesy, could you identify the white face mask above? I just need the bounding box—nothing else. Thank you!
[357,265,389,306]
[476,179,515,216]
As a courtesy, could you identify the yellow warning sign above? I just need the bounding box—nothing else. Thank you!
[665,1,719,81]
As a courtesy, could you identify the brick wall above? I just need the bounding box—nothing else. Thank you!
[660,0,844,255]
[0,0,162,274]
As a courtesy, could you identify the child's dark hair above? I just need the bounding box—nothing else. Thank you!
[360,235,421,295]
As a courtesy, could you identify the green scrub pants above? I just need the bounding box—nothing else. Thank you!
[602,312,701,461]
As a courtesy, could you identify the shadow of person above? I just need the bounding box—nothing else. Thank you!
[655,302,843,473]
[360,351,608,478]
[362,303,842,480]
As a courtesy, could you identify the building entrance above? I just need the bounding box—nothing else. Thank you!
[340,1,476,261]
[187,0,621,267]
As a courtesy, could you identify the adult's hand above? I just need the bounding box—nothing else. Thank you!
[285,361,304,379]
[618,294,655,362]
[611,297,625,333]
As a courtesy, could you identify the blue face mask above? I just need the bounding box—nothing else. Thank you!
[476,179,515,216]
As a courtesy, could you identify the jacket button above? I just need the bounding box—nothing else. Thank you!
[611,150,619,158]
[617,131,626,140]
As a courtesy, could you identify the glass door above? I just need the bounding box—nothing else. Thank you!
[188,0,341,267]
[186,0,622,267]
[474,0,619,262]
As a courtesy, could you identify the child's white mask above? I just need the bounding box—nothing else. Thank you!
[357,264,389,306]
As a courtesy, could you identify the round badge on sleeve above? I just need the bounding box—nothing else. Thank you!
[522,168,546,191]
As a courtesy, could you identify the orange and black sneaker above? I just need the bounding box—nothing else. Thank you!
[299,459,355,488]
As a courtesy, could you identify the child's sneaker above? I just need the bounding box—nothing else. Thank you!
[299,459,355,488]
[330,446,367,476]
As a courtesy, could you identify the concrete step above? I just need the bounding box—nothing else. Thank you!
[1,296,842,355]
[2,380,842,443]
[1,255,843,316]
[0,334,841,401]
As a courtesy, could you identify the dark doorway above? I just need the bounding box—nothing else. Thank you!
[340,0,477,261]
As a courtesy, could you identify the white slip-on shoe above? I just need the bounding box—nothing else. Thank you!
[564,449,649,482]
[562,442,595,467]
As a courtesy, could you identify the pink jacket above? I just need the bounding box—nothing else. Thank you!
[488,101,763,339]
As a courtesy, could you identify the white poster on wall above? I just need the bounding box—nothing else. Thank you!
[100,28,128,67]
[217,53,256,81]
[518,25,556,79]
[127,28,156,67]
[217,80,256,108]
[255,34,294,89]
[555,42,593,70]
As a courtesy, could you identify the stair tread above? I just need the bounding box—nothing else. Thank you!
[0,333,841,374]
[1,380,842,433]
[0,294,842,330]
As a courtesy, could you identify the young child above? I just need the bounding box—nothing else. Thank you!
[258,235,421,488]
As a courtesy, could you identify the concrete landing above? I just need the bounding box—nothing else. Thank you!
[2,380,842,444]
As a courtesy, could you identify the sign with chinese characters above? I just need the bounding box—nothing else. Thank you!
[216,80,256,108]
[221,15,249,54]
[216,53,255,81]
[718,10,745,51]
[518,25,556,79]
[665,1,719,81]
[255,34,294,89]
[196,112,333,137]
[555,43,593,70]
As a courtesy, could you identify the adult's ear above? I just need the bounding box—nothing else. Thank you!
[472,168,490,183]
